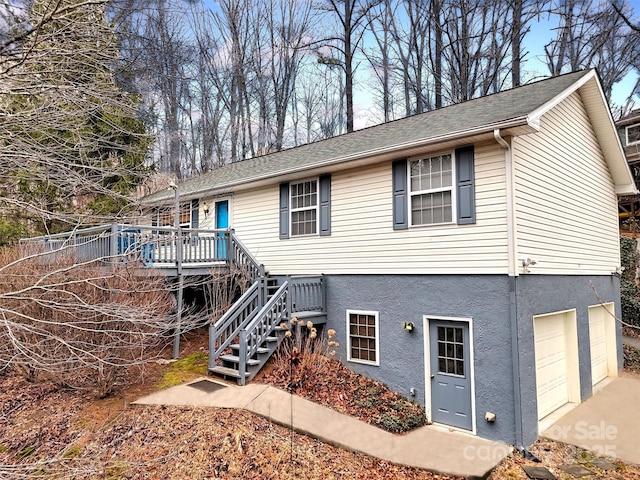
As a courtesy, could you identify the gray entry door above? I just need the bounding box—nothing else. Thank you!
[429,320,473,430]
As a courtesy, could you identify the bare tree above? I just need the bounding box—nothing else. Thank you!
[440,0,511,103]
[613,1,640,104]
[508,0,549,87]
[318,0,381,132]
[545,0,634,101]
[363,0,396,121]
[0,0,203,398]
[263,0,313,150]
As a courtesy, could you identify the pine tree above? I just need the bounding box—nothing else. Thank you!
[0,0,151,239]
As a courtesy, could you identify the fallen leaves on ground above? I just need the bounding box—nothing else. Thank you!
[3,327,640,480]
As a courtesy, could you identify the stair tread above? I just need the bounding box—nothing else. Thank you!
[230,344,269,354]
[220,354,260,366]
[210,365,241,378]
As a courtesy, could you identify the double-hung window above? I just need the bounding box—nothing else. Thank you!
[155,202,193,228]
[280,175,330,239]
[347,310,379,366]
[393,145,474,230]
[409,154,453,226]
[290,179,318,236]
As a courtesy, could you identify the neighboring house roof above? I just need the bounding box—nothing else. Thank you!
[616,109,640,165]
[143,69,635,205]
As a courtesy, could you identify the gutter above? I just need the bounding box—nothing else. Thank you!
[494,128,525,450]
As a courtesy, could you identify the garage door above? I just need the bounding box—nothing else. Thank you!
[534,310,579,421]
[588,304,617,386]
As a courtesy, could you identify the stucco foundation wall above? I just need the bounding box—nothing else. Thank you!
[324,274,516,443]
[514,275,621,447]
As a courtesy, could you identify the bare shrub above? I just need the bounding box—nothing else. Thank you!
[0,246,176,397]
[202,264,252,324]
[269,318,338,393]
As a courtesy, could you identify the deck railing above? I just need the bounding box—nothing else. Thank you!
[209,280,265,364]
[17,224,256,272]
[239,281,289,385]
[289,276,326,314]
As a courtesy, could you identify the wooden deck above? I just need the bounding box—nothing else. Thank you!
[18,224,259,277]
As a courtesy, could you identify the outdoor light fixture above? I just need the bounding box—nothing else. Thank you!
[402,321,414,332]
[521,257,537,273]
[203,202,210,218]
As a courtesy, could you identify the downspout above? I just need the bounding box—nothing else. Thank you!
[494,129,517,277]
[494,129,525,450]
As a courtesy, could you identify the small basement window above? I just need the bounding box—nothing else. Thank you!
[346,310,380,366]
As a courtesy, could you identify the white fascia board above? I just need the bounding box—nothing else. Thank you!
[526,70,596,130]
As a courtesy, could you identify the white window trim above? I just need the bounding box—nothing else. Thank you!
[346,309,380,366]
[408,152,456,227]
[290,177,319,237]
[422,315,476,435]
[626,124,640,147]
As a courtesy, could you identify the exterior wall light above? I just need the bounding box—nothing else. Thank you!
[521,257,537,273]
[203,202,209,218]
[402,321,414,332]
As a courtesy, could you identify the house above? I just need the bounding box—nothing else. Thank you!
[616,108,640,233]
[140,69,635,449]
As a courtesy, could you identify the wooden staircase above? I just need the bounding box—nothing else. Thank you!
[208,273,326,385]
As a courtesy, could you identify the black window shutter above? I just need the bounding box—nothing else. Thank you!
[279,183,289,239]
[456,146,476,225]
[319,175,331,236]
[392,159,408,230]
[151,207,158,227]
[191,199,199,229]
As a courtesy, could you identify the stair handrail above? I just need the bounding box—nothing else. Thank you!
[209,280,262,371]
[229,230,265,283]
[238,280,289,385]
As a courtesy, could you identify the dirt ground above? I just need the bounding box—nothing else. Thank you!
[2,327,640,479]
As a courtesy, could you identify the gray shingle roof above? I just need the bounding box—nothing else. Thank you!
[143,70,591,204]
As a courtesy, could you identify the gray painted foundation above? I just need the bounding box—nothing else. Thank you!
[513,274,621,447]
[321,274,621,446]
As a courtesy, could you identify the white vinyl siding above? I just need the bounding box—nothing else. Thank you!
[513,92,620,275]
[233,142,508,275]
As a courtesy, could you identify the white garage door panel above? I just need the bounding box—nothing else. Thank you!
[534,315,569,420]
[589,313,608,385]
[588,303,617,387]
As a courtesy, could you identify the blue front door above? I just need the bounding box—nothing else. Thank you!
[429,320,473,430]
[215,200,229,259]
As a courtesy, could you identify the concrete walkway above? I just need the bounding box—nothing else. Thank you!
[542,374,640,466]
[133,378,511,479]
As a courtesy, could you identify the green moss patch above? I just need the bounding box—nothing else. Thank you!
[156,352,209,389]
